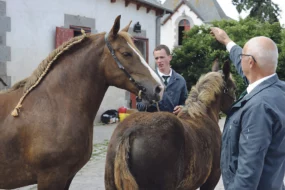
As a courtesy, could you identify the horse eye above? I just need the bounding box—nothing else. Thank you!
[122,52,132,57]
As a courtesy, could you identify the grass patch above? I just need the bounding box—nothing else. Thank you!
[91,140,109,160]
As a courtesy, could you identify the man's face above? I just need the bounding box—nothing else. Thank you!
[153,49,172,73]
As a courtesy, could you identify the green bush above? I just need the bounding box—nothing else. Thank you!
[171,18,284,96]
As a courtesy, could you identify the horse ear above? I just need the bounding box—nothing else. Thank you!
[223,60,230,80]
[212,58,220,72]
[110,15,121,38]
[121,21,132,32]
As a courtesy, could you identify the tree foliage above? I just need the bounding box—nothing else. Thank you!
[232,0,281,24]
[171,18,284,96]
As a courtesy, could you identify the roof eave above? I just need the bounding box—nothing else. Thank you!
[135,0,173,14]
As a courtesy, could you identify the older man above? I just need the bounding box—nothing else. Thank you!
[211,27,285,190]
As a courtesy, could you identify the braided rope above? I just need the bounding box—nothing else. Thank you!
[156,102,160,112]
[11,29,87,117]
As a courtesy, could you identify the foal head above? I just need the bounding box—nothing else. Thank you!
[212,59,236,113]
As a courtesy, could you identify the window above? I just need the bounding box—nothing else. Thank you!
[133,37,149,63]
[55,26,91,48]
[70,25,91,37]
[178,19,190,45]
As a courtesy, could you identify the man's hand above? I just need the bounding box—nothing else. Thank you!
[173,105,183,115]
[210,27,232,45]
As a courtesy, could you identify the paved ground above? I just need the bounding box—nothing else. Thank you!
[5,117,283,190]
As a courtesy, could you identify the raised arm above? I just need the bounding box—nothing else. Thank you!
[210,27,248,85]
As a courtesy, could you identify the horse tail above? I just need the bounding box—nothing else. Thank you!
[114,133,138,190]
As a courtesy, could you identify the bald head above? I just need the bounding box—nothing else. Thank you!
[244,36,278,73]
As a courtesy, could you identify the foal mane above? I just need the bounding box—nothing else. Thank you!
[183,72,224,118]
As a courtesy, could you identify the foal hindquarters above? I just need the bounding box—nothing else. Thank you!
[105,112,185,190]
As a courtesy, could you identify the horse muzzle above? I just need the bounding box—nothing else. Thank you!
[154,85,164,102]
[139,84,163,104]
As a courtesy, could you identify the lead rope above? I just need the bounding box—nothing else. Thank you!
[156,102,160,112]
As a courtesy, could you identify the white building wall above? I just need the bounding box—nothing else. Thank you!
[4,0,158,122]
[161,4,204,52]
[160,17,174,52]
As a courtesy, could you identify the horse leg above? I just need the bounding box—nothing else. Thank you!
[64,174,75,190]
[37,171,69,190]
[200,168,221,190]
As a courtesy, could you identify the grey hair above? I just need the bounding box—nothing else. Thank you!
[246,36,278,71]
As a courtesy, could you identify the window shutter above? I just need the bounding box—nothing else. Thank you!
[55,27,74,48]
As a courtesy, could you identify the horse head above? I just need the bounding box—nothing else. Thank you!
[103,15,164,104]
[212,59,236,113]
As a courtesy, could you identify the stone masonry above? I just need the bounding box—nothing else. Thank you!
[0,0,11,90]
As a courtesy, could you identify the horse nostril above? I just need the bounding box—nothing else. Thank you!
[154,85,162,94]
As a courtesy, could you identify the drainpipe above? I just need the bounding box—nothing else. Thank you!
[155,10,166,70]
[155,10,166,47]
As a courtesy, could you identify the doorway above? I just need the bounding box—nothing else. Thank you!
[130,37,149,109]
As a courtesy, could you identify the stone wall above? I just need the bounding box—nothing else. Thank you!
[0,0,11,90]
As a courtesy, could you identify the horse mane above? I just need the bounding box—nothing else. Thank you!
[183,72,225,118]
[3,30,136,117]
[2,31,135,95]
[2,30,91,116]
[2,33,89,95]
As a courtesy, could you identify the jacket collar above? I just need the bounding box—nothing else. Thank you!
[155,68,179,87]
[230,74,279,110]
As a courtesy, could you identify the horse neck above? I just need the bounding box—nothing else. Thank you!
[42,35,108,119]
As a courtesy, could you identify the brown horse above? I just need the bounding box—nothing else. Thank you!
[0,16,164,190]
[105,60,236,190]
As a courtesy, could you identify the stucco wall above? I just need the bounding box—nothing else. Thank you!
[4,0,158,122]
[161,4,204,52]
